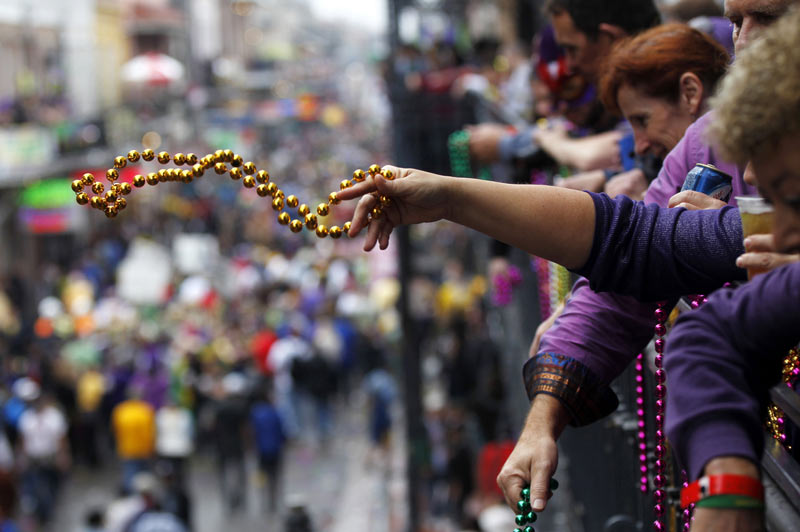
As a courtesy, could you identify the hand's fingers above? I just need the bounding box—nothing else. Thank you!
[497,471,525,512]
[675,202,700,211]
[363,214,382,251]
[529,460,555,512]
[349,194,379,236]
[743,233,775,252]
[736,252,800,272]
[378,222,392,250]
[337,175,378,202]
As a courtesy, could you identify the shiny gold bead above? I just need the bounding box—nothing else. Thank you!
[181,170,194,183]
[379,195,391,206]
[92,182,105,194]
[133,175,146,188]
[286,195,298,208]
[340,180,352,190]
[76,193,89,205]
[117,198,127,210]
[142,149,155,161]
[158,169,169,182]
[272,198,284,211]
[214,163,228,175]
[352,169,366,182]
[229,167,243,180]
[173,153,187,165]
[267,183,278,196]
[71,179,84,193]
[202,156,214,168]
[381,168,394,180]
[368,164,381,175]
[120,182,132,195]
[316,225,329,238]
[157,151,170,164]
[243,162,256,175]
[192,164,204,177]
[170,169,182,181]
[81,173,95,186]
[343,221,352,235]
[127,150,140,162]
[231,154,243,167]
[298,204,310,216]
[278,212,291,225]
[289,220,303,233]
[256,185,269,197]
[106,168,119,182]
[105,190,118,203]
[146,173,159,186]
[276,189,285,199]
[186,153,198,165]
[317,203,329,216]
[304,213,318,230]
[104,205,117,218]
[243,176,256,188]
[111,183,122,195]
[329,226,342,239]
[114,156,127,169]
[91,196,106,209]
[328,192,341,205]
[214,149,225,162]
[372,207,383,218]
[223,149,234,162]
[256,170,270,184]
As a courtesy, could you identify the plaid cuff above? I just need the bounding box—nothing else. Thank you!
[523,352,619,426]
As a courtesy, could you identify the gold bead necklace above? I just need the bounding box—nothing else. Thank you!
[70,149,394,238]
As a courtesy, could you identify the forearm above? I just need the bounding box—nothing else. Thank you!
[447,178,595,270]
[535,130,621,172]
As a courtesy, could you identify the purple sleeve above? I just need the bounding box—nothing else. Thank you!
[526,112,753,426]
[664,262,800,480]
[575,193,746,300]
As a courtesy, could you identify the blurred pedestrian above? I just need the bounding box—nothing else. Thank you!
[362,357,396,468]
[155,399,193,487]
[75,365,106,468]
[111,390,156,493]
[123,472,187,532]
[211,372,248,512]
[249,384,285,514]
[17,386,69,525]
[81,507,106,532]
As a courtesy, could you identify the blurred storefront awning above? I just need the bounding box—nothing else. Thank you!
[121,52,185,87]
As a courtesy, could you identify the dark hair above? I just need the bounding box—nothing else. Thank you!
[544,0,661,38]
[599,24,729,113]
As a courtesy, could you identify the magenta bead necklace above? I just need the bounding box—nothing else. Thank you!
[653,302,668,531]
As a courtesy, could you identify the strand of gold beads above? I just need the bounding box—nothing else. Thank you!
[70,148,394,238]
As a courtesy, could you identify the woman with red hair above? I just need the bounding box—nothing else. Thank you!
[599,23,729,161]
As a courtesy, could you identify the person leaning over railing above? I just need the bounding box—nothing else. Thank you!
[665,8,800,532]
[500,0,798,515]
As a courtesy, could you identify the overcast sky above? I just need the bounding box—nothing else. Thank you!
[308,0,388,31]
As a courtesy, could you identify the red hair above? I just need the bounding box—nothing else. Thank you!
[599,23,729,114]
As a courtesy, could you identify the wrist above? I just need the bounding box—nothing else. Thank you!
[523,394,569,441]
[703,457,760,478]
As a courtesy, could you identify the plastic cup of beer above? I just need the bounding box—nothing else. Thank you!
[735,196,775,279]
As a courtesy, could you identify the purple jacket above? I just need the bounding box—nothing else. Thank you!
[664,262,800,480]
[529,112,757,425]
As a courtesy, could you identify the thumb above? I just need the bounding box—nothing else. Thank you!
[529,466,554,512]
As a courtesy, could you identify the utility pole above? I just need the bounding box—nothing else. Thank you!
[387,1,424,531]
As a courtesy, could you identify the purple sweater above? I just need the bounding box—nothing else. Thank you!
[528,112,757,425]
[664,262,800,480]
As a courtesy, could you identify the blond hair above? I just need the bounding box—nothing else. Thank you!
[707,6,800,164]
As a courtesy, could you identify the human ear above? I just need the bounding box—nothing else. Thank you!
[678,72,703,117]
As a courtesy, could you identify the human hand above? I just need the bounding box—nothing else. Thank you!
[689,507,765,532]
[554,169,606,192]
[736,234,800,274]
[604,168,648,200]
[466,124,509,165]
[336,166,454,251]
[668,190,727,210]
[497,395,565,513]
